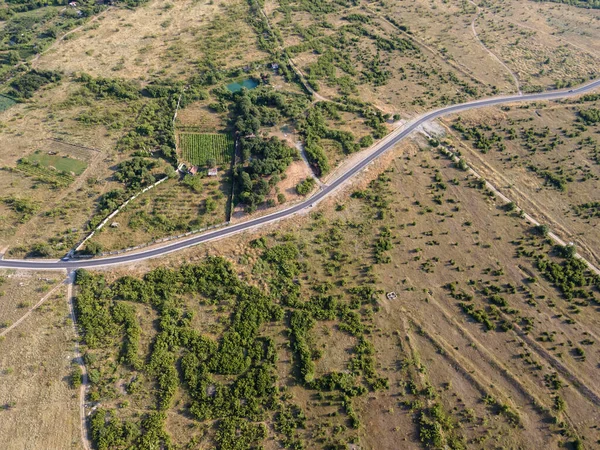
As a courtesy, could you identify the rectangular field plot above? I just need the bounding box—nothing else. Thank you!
[0,94,16,112]
[24,151,88,175]
[179,133,234,167]
[15,149,89,188]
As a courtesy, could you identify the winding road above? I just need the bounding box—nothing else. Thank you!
[1,79,599,270]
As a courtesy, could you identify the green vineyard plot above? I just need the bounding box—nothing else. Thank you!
[179,133,234,167]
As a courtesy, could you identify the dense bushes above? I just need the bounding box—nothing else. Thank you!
[536,252,599,300]
[7,69,61,100]
[227,89,303,211]
[74,270,119,348]
[303,143,330,176]
[114,157,159,190]
[578,108,600,125]
[77,256,293,449]
[289,310,317,383]
[77,73,140,100]
[296,177,316,195]
[77,232,388,449]
[235,137,298,211]
[116,97,177,162]
[298,107,360,175]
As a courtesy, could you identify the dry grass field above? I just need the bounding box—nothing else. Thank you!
[0,271,62,327]
[268,0,492,114]
[0,80,131,257]
[0,272,80,450]
[35,0,268,82]
[89,174,231,252]
[373,0,600,93]
[0,0,596,259]
[440,96,600,267]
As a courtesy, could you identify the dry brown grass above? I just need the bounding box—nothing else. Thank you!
[89,175,230,252]
[375,0,600,92]
[0,271,63,328]
[176,102,228,133]
[35,0,268,82]
[0,276,80,450]
[441,97,600,266]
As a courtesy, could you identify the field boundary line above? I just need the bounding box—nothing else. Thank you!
[72,176,169,255]
[46,138,101,153]
[365,6,489,91]
[0,278,66,338]
[425,132,600,277]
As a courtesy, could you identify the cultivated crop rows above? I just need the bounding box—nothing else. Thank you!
[179,133,234,167]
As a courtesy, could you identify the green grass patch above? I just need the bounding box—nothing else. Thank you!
[13,150,88,188]
[0,94,16,112]
[179,133,234,167]
[24,150,88,175]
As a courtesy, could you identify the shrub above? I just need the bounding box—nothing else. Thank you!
[296,178,316,196]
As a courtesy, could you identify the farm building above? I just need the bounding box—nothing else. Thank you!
[208,168,218,177]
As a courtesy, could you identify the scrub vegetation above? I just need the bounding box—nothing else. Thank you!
[0,0,599,448]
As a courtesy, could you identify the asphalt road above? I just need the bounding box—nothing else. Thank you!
[2,79,600,270]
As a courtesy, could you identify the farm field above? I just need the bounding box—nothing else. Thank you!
[77,137,600,449]
[12,149,90,188]
[175,102,228,133]
[179,132,234,167]
[440,95,600,267]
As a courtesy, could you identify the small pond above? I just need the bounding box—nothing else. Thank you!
[226,78,259,93]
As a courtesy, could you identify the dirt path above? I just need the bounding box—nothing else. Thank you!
[364,6,490,91]
[294,141,324,186]
[66,271,92,450]
[256,3,332,104]
[408,297,586,440]
[31,7,113,70]
[0,278,66,338]
[467,0,521,95]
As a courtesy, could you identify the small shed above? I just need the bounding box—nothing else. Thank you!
[188,166,198,176]
[208,168,218,177]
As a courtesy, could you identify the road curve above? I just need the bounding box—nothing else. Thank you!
[2,79,600,270]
